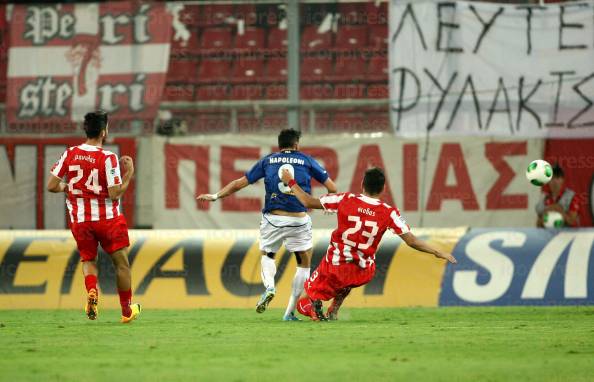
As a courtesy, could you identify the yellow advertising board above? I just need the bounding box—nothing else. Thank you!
[0,229,464,309]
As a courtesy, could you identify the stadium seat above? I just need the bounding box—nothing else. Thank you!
[267,27,287,50]
[237,112,261,132]
[308,111,331,132]
[266,84,287,99]
[234,4,258,25]
[300,84,333,99]
[190,112,231,133]
[367,84,389,99]
[195,85,229,101]
[266,58,287,82]
[333,56,368,80]
[365,110,391,131]
[331,112,368,132]
[255,111,310,130]
[300,111,312,131]
[369,25,388,50]
[199,4,233,26]
[333,84,366,99]
[167,60,199,82]
[200,27,232,50]
[231,59,266,83]
[338,3,366,24]
[177,5,201,26]
[198,60,231,83]
[235,27,265,50]
[301,57,333,82]
[261,112,286,130]
[329,109,391,132]
[367,55,388,80]
[335,26,368,50]
[169,28,201,55]
[301,25,332,50]
[162,85,195,101]
[366,2,388,24]
[230,84,264,100]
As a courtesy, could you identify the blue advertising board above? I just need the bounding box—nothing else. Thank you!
[440,229,594,306]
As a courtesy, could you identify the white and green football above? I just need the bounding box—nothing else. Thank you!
[526,159,553,186]
[543,211,564,228]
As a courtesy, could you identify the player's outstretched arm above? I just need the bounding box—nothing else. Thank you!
[281,169,323,209]
[197,176,249,202]
[108,156,134,200]
[46,175,67,193]
[323,178,338,193]
[400,232,457,264]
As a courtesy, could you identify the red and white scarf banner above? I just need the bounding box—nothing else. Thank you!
[6,3,172,133]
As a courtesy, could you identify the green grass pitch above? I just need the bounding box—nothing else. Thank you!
[1,307,593,382]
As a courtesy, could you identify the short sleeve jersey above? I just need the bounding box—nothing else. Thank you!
[50,144,122,223]
[245,150,329,213]
[319,192,410,268]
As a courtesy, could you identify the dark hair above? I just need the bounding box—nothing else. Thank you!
[363,167,385,195]
[552,163,564,178]
[278,128,301,149]
[84,110,108,139]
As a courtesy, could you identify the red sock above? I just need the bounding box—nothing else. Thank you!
[84,275,98,293]
[297,297,313,317]
[118,289,132,317]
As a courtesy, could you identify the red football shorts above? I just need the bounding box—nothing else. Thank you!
[70,215,130,262]
[305,259,376,301]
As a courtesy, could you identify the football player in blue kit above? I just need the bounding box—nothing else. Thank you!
[197,129,337,320]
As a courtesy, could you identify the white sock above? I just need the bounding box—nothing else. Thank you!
[284,267,310,317]
[260,255,277,290]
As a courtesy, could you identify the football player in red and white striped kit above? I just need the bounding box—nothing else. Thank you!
[281,167,457,321]
[46,111,141,323]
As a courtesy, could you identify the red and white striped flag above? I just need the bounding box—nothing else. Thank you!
[6,3,172,132]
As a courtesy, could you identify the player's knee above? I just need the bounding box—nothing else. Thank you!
[110,250,130,269]
[294,251,311,267]
[113,257,128,269]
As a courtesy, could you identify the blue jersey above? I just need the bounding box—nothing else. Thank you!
[245,150,329,213]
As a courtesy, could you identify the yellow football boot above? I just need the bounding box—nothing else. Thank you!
[121,303,142,324]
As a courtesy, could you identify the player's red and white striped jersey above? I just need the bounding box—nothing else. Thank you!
[50,144,122,223]
[320,192,410,268]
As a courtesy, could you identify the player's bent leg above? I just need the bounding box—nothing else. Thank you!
[281,215,314,320]
[72,221,101,320]
[257,216,283,313]
[109,248,141,323]
[110,248,131,290]
[311,299,328,322]
[82,260,99,320]
[256,251,277,314]
[325,263,374,321]
[298,264,337,322]
[327,288,351,321]
[260,251,277,291]
[282,249,312,321]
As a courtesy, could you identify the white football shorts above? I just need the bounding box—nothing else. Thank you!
[259,213,313,254]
